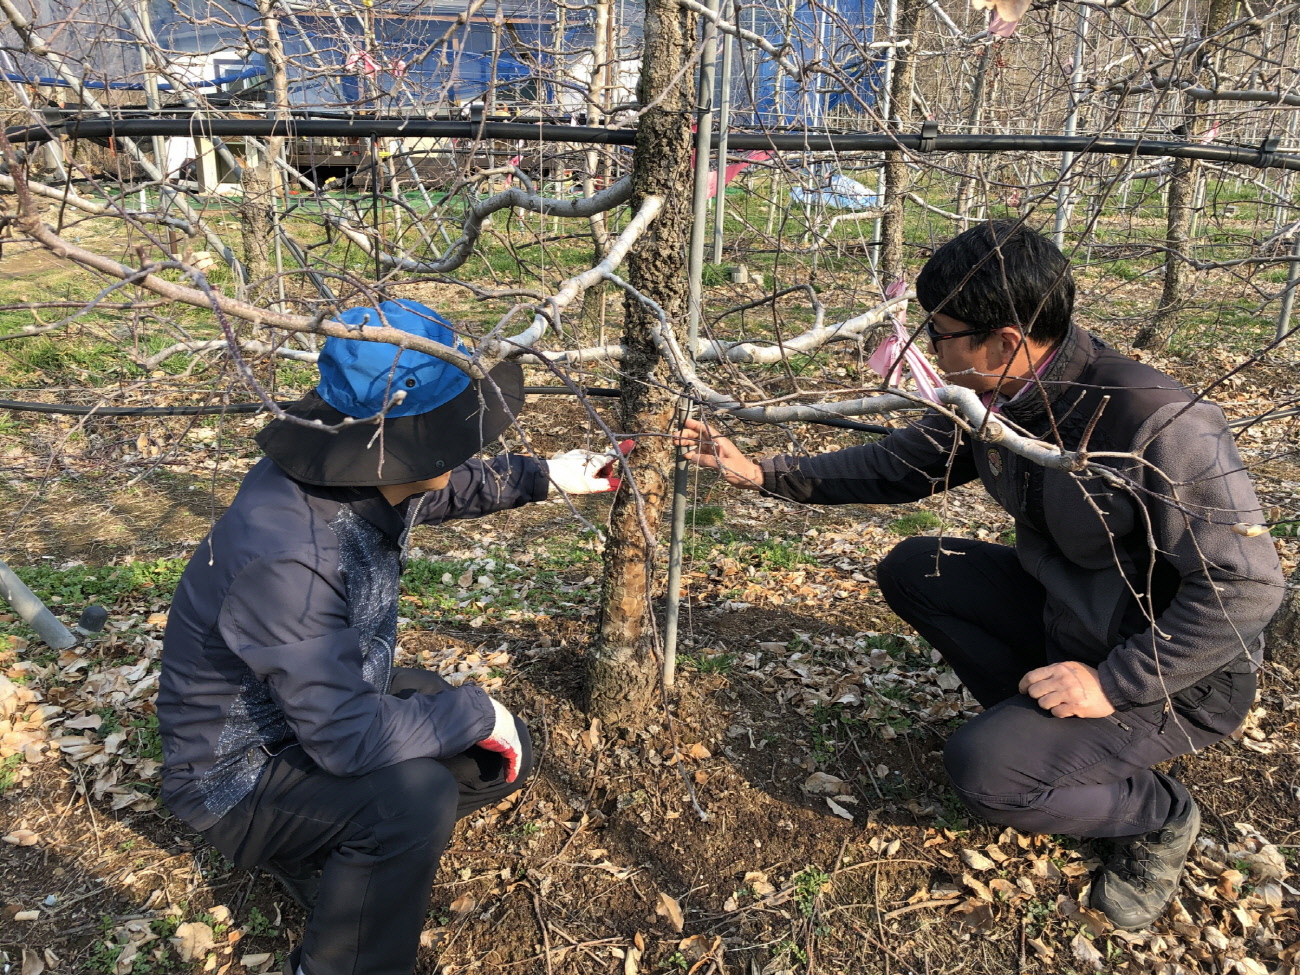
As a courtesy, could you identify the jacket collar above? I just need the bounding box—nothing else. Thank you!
[303,481,409,543]
[1000,323,1101,427]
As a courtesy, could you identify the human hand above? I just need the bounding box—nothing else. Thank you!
[674,418,763,489]
[547,440,633,495]
[1018,661,1115,719]
[477,699,523,783]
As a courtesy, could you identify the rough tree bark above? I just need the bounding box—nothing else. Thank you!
[238,0,290,306]
[580,0,613,329]
[880,0,924,281]
[240,160,275,302]
[583,0,696,721]
[1135,152,1194,349]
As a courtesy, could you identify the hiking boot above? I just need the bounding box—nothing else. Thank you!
[1090,799,1200,930]
[263,858,321,912]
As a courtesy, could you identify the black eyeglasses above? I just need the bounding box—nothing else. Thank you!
[923,317,995,343]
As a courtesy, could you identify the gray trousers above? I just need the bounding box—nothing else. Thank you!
[202,669,531,975]
[877,536,1254,838]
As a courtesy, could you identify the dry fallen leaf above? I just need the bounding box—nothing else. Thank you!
[1218,867,1245,898]
[1202,925,1229,951]
[803,771,849,796]
[21,947,43,975]
[1070,932,1105,971]
[744,871,776,896]
[3,829,39,846]
[677,934,716,964]
[172,921,216,963]
[1026,937,1054,961]
[826,796,854,821]
[960,849,996,871]
[1236,846,1287,881]
[656,892,684,933]
[955,901,995,931]
[962,873,992,902]
[449,895,477,917]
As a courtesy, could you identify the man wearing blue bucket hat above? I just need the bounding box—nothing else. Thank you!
[158,300,625,975]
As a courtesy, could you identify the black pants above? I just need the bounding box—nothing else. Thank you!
[202,669,532,975]
[877,536,1254,839]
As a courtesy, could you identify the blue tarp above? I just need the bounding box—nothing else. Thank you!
[744,0,879,126]
[1,0,878,115]
[791,172,879,209]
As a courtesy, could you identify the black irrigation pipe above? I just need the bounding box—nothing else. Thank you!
[7,389,1293,433]
[0,386,620,416]
[0,389,894,433]
[7,119,1300,172]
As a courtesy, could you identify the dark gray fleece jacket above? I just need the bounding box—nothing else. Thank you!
[761,326,1283,710]
[159,454,549,831]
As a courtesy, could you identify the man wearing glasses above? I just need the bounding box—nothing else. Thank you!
[677,220,1282,931]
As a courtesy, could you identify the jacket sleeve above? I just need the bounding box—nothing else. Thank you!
[217,553,495,777]
[411,453,550,526]
[760,410,979,505]
[1097,401,1284,708]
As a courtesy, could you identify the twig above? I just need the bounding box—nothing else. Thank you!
[881,897,962,920]
[530,891,555,975]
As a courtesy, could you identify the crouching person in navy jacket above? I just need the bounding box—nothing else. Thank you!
[677,222,1284,932]
[159,301,625,975]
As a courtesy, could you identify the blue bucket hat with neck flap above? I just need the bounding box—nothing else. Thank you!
[256,299,525,487]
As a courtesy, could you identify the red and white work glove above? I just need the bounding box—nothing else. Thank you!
[547,439,634,495]
[477,699,523,783]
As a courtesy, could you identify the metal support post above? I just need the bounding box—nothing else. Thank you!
[1277,232,1300,342]
[1054,7,1089,249]
[711,0,735,264]
[665,0,720,688]
[0,559,74,650]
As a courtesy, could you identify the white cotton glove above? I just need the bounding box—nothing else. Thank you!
[477,699,522,783]
[547,440,633,495]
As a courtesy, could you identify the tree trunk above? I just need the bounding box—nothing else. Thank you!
[1133,0,1233,351]
[240,0,290,308]
[580,0,614,330]
[955,40,995,227]
[1135,153,1194,350]
[239,158,275,304]
[879,0,923,281]
[583,0,696,722]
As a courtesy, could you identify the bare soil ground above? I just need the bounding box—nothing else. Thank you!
[1,337,1300,975]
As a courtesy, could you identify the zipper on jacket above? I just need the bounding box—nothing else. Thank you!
[383,493,429,696]
[1158,699,1171,735]
[1108,714,1131,732]
[398,493,428,566]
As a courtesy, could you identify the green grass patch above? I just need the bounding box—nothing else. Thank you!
[753,538,817,570]
[11,559,187,611]
[683,650,734,674]
[888,510,943,536]
[688,505,727,527]
[0,754,22,794]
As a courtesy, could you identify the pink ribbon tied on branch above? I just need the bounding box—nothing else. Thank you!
[866,279,944,404]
